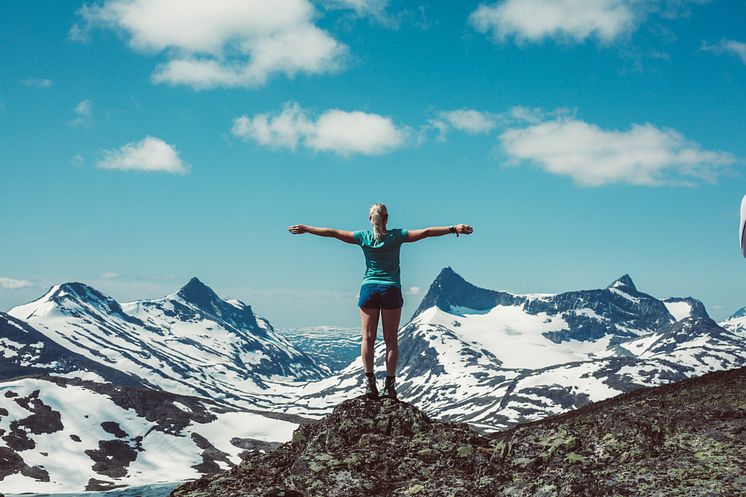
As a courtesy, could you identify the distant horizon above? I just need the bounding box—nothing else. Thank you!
[4,267,741,328]
[2,1,745,327]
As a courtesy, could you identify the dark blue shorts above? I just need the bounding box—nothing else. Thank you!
[358,284,403,309]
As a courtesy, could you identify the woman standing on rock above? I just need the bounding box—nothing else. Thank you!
[288,203,474,400]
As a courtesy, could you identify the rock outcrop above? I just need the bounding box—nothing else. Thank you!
[171,366,746,497]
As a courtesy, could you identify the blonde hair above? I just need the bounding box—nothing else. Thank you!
[369,203,388,242]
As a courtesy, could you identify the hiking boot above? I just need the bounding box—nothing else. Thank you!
[382,375,397,399]
[365,375,379,400]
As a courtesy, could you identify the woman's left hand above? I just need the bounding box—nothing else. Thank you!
[288,224,308,234]
[455,224,474,236]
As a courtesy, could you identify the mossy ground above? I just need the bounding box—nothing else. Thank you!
[171,367,746,497]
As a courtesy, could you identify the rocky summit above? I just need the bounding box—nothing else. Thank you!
[171,367,746,497]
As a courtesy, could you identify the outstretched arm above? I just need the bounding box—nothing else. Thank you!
[405,224,474,243]
[288,224,357,244]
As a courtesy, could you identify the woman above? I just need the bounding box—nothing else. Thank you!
[288,203,473,400]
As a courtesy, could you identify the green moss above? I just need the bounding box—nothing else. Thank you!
[291,430,306,444]
[338,419,354,431]
[343,452,360,466]
[564,452,588,463]
[492,440,508,460]
[457,444,474,458]
[402,483,425,495]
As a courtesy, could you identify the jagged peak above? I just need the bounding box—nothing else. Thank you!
[433,266,466,285]
[411,267,503,320]
[176,277,221,307]
[608,274,637,292]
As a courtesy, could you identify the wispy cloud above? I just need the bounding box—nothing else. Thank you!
[701,39,746,64]
[499,115,735,187]
[322,0,400,28]
[70,0,348,90]
[71,154,85,167]
[232,102,409,156]
[70,99,93,128]
[96,136,189,174]
[429,109,500,140]
[0,277,33,290]
[427,106,573,140]
[21,78,53,88]
[469,0,709,45]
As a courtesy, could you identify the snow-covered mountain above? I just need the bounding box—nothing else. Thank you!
[7,278,329,407]
[720,305,746,333]
[0,376,304,494]
[278,326,361,372]
[3,269,744,493]
[0,312,145,386]
[286,268,746,431]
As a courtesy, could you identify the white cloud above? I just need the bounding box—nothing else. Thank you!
[70,99,93,127]
[0,277,32,290]
[71,0,348,90]
[100,272,120,279]
[469,0,637,44]
[96,136,189,174]
[469,0,710,45]
[499,116,736,186]
[428,106,573,140]
[405,286,423,295]
[232,102,408,156]
[433,109,499,137]
[21,78,53,88]
[701,39,746,64]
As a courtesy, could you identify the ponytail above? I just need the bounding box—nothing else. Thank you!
[369,203,388,242]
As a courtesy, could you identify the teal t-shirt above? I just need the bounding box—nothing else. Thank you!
[353,228,409,288]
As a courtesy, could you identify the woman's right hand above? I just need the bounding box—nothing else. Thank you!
[288,224,308,234]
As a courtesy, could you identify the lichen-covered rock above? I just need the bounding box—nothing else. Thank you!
[171,367,746,497]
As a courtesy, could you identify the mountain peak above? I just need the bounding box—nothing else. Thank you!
[177,277,220,308]
[608,274,637,292]
[411,267,505,320]
[434,266,464,285]
[729,306,746,320]
[50,282,116,307]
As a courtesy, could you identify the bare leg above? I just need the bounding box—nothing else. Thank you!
[381,307,402,376]
[359,307,380,373]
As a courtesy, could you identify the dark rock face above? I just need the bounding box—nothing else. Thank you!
[191,432,234,474]
[85,439,139,478]
[171,367,746,497]
[2,390,62,451]
[174,277,260,332]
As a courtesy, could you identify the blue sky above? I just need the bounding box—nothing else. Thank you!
[1,0,745,327]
